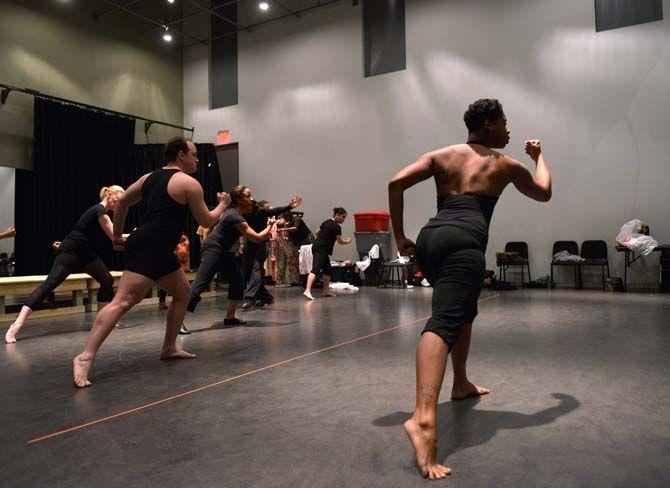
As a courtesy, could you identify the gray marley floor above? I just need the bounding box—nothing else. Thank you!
[2,287,670,487]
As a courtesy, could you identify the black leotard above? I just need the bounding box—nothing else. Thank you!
[415,194,499,348]
[124,169,187,281]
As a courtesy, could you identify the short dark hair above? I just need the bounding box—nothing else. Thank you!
[333,207,347,216]
[463,99,504,132]
[163,136,192,163]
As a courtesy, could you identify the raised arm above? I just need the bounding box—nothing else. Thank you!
[509,140,552,202]
[259,196,303,217]
[183,178,230,228]
[113,174,149,247]
[235,219,274,244]
[388,153,435,254]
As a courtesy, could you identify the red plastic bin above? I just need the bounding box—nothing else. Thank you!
[354,212,391,232]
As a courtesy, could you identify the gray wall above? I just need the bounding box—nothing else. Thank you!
[0,0,184,170]
[0,167,15,256]
[183,0,670,286]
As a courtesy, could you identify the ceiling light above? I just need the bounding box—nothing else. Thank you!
[167,0,176,4]
[259,2,270,11]
[163,27,173,42]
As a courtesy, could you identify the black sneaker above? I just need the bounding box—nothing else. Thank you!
[224,318,247,326]
[178,323,191,335]
[241,299,255,311]
[259,296,274,306]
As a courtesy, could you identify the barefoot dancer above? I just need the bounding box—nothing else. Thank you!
[5,186,124,343]
[303,207,352,300]
[73,137,230,387]
[388,99,552,479]
[187,186,274,326]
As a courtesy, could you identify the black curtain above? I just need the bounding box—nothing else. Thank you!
[15,99,221,275]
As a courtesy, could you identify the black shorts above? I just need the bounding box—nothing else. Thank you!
[311,249,332,276]
[124,234,180,282]
[415,224,485,349]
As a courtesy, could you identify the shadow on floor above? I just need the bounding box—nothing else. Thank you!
[374,393,579,462]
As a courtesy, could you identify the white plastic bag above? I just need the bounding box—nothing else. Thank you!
[356,255,371,272]
[625,235,658,256]
[616,219,658,256]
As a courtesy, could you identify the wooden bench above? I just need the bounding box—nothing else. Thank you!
[0,270,219,323]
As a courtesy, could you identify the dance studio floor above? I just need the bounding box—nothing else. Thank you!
[2,287,670,487]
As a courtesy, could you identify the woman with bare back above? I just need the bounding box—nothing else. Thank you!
[388,99,552,479]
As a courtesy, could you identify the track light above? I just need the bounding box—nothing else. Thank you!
[259,2,269,11]
[163,27,173,42]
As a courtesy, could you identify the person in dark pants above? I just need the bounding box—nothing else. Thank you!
[388,99,552,479]
[5,186,124,343]
[241,196,302,311]
[187,185,275,325]
[303,207,352,300]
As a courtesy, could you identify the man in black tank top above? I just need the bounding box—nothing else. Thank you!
[388,99,552,479]
[73,137,231,388]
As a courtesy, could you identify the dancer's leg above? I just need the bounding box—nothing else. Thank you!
[73,271,153,387]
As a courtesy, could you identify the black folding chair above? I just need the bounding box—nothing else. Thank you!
[498,241,531,287]
[550,241,580,289]
[579,240,610,290]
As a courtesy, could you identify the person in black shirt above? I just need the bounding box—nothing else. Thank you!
[5,186,124,343]
[73,138,230,388]
[303,207,352,300]
[187,185,275,325]
[240,195,302,310]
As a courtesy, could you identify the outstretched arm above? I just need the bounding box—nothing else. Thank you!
[0,226,16,240]
[235,220,275,244]
[184,178,230,227]
[336,235,352,245]
[509,140,552,202]
[259,196,303,217]
[388,153,434,255]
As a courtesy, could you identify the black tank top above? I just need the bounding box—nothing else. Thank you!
[137,168,187,250]
[424,194,499,250]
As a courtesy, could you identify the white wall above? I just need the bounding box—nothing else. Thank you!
[183,0,670,286]
[0,167,15,256]
[0,1,184,170]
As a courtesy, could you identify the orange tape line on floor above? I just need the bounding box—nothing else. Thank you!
[27,293,500,444]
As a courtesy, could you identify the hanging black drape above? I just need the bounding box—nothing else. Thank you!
[15,99,221,275]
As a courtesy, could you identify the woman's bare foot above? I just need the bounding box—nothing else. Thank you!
[451,381,490,400]
[160,348,196,360]
[5,323,21,344]
[73,355,93,388]
[404,417,452,480]
[323,291,336,298]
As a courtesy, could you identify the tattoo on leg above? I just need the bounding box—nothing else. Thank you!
[420,382,439,404]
